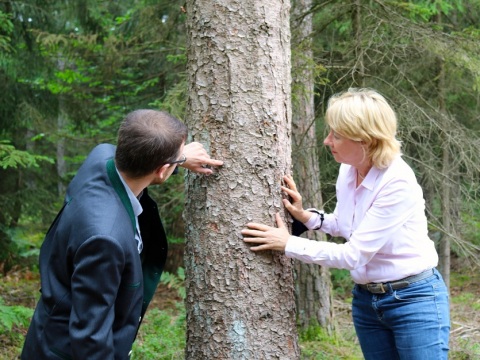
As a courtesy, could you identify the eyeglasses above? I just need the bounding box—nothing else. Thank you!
[169,154,186,166]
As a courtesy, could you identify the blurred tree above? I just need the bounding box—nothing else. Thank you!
[291,0,333,332]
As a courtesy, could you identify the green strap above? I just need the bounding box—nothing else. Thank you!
[106,158,136,233]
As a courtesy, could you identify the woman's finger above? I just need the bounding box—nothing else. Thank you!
[249,244,270,252]
[244,222,272,231]
[283,198,292,208]
[282,186,300,198]
[243,237,267,244]
[275,213,285,228]
[241,228,267,238]
[283,175,298,190]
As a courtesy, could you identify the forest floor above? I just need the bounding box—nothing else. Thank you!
[149,258,480,358]
[1,258,479,359]
[445,260,480,358]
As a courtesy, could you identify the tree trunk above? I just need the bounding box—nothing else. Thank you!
[291,0,333,332]
[184,0,299,358]
[56,57,67,197]
[352,0,365,87]
[434,10,451,290]
[439,143,451,289]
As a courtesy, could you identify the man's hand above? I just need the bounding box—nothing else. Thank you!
[181,142,223,175]
[241,213,290,252]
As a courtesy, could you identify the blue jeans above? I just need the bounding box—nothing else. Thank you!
[351,268,450,360]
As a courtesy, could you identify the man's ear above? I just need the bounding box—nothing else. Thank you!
[155,164,171,182]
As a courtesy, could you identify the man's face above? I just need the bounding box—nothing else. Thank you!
[153,142,185,185]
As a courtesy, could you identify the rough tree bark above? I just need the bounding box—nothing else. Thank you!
[184,0,299,359]
[290,0,333,331]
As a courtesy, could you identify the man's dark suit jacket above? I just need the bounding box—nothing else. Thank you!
[21,144,168,360]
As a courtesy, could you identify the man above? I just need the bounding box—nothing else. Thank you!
[21,110,223,359]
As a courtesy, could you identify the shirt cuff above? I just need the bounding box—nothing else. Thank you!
[304,208,324,230]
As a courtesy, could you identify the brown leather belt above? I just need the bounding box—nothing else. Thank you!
[357,269,434,294]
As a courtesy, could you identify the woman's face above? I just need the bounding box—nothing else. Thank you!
[323,130,366,167]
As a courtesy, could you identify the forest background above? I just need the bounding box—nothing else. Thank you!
[1,0,480,359]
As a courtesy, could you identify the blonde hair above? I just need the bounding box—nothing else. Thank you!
[325,88,401,169]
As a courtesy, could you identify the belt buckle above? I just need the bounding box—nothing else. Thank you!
[367,282,386,294]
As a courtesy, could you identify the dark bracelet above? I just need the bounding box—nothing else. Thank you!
[310,209,324,230]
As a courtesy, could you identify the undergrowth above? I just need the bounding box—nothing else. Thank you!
[1,265,479,359]
[0,296,34,359]
[132,305,186,360]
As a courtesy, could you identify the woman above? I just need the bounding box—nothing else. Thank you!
[241,88,450,359]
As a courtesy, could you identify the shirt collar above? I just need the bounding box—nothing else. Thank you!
[115,167,143,217]
[348,165,380,191]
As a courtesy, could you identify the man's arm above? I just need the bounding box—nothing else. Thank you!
[69,236,129,360]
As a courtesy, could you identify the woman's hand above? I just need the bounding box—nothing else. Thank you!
[241,213,290,251]
[181,142,224,175]
[281,175,313,224]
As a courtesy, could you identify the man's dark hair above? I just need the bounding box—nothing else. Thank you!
[115,110,188,178]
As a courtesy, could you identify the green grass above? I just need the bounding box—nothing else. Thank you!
[299,325,363,359]
[2,265,480,359]
[450,340,480,360]
[451,292,480,311]
[448,269,480,359]
[132,305,186,360]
